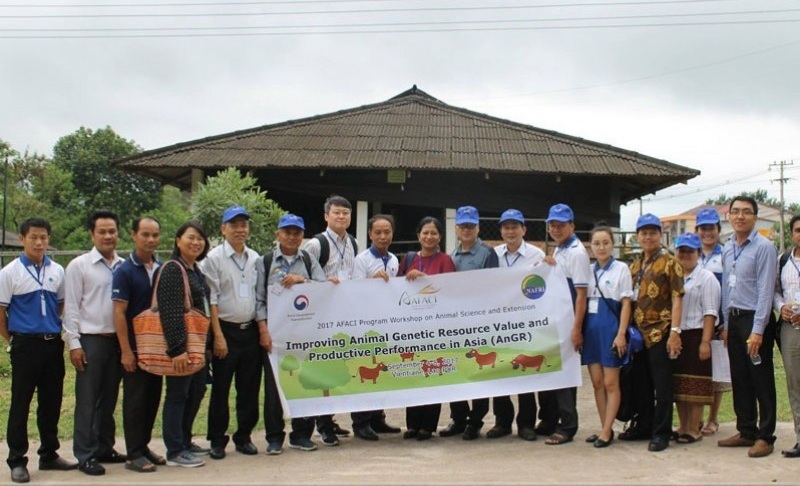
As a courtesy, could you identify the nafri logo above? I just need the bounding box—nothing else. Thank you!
[521,275,546,300]
[294,295,310,311]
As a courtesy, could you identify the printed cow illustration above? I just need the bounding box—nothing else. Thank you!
[511,354,546,372]
[420,357,445,377]
[358,362,388,384]
[400,352,415,362]
[465,348,497,370]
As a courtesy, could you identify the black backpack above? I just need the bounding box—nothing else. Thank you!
[262,250,313,280]
[313,232,358,267]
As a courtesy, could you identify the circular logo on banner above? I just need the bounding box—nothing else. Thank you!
[293,295,310,311]
[521,275,546,300]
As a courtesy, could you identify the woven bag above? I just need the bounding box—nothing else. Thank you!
[133,261,209,376]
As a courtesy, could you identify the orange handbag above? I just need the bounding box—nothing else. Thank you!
[133,261,209,376]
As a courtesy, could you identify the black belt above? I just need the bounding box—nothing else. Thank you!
[730,308,755,317]
[12,332,60,341]
[221,319,255,330]
[81,333,117,339]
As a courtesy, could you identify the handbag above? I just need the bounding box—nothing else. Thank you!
[133,260,210,376]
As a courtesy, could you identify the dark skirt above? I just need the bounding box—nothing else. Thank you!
[673,329,713,404]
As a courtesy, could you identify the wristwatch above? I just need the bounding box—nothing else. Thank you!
[670,327,682,334]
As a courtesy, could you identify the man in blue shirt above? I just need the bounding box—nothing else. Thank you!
[718,196,778,458]
[0,218,77,483]
[112,217,166,473]
[440,206,499,440]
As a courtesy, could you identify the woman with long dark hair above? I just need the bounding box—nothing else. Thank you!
[398,216,456,441]
[157,221,211,468]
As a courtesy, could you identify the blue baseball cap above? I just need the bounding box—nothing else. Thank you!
[636,213,662,231]
[546,204,574,223]
[222,204,250,224]
[695,208,720,226]
[675,232,701,250]
[455,206,480,225]
[277,214,305,230]
[499,209,525,225]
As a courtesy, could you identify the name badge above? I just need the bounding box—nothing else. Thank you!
[203,297,210,318]
[793,291,800,304]
[270,283,284,296]
[238,281,251,299]
[588,297,599,314]
[728,274,737,287]
[632,285,639,302]
[337,269,351,281]
[40,293,47,317]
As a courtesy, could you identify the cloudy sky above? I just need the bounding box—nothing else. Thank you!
[1,0,798,230]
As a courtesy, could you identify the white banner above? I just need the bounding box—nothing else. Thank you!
[268,263,581,418]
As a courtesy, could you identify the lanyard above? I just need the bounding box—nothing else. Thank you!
[732,239,749,266]
[504,251,522,267]
[593,258,614,297]
[417,251,438,273]
[326,229,348,266]
[635,250,661,287]
[369,246,391,271]
[24,261,46,288]
[230,252,247,273]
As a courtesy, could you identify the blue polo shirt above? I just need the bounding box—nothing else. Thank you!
[112,252,161,351]
[0,254,65,334]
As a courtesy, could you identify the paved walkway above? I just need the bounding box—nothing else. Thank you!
[2,369,798,485]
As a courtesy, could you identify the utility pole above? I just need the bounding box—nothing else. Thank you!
[770,160,793,254]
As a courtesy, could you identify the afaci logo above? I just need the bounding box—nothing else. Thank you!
[521,275,546,300]
[293,295,310,311]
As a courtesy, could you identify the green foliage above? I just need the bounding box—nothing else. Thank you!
[52,126,160,229]
[149,186,192,249]
[192,168,284,254]
[706,189,781,209]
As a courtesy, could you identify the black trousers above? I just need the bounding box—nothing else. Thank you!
[406,404,441,432]
[728,310,777,443]
[537,387,578,437]
[6,335,65,469]
[73,335,122,465]
[122,365,163,460]
[207,323,262,448]
[262,351,312,444]
[628,337,674,440]
[448,399,490,428]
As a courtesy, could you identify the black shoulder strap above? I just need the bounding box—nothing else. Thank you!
[262,251,274,278]
[778,251,792,296]
[314,233,329,267]
[348,234,359,254]
[299,250,314,279]
[399,251,416,276]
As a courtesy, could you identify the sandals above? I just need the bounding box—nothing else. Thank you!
[544,432,573,445]
[676,433,703,444]
[124,456,156,473]
[701,421,719,436]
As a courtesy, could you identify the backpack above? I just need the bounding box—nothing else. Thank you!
[262,250,313,281]
[314,233,358,268]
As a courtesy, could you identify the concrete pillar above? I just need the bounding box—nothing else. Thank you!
[356,200,368,249]
[190,169,204,193]
[445,207,456,254]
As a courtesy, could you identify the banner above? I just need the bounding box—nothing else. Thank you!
[268,263,581,418]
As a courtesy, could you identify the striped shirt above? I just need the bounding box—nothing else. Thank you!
[721,228,777,333]
[303,229,359,280]
[680,264,720,331]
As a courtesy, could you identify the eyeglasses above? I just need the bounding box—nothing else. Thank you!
[729,209,755,216]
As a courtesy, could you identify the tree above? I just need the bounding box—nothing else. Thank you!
[280,355,300,376]
[298,359,351,397]
[706,189,781,209]
[192,168,284,254]
[149,186,192,250]
[52,126,160,228]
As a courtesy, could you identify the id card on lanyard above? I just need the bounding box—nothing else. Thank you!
[25,263,47,316]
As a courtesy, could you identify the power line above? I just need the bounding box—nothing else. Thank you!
[0,0,780,18]
[4,8,797,32]
[2,18,799,38]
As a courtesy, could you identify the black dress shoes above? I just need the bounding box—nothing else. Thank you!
[96,450,127,464]
[331,420,351,436]
[438,422,466,437]
[648,436,669,452]
[39,456,78,470]
[209,446,226,460]
[370,421,401,434]
[10,466,29,483]
[235,442,258,455]
[354,425,380,441]
[619,427,650,441]
[78,458,105,476]
[782,444,800,458]
[462,425,480,440]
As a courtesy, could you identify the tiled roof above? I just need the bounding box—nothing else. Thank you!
[117,86,698,191]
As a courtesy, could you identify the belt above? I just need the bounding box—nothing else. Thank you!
[12,332,60,341]
[82,333,117,339]
[730,308,755,317]
[221,320,254,330]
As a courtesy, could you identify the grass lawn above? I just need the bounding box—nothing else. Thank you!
[0,344,792,439]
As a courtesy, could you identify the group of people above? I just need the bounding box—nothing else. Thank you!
[0,193,798,484]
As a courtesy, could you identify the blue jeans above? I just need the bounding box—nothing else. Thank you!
[162,368,207,458]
